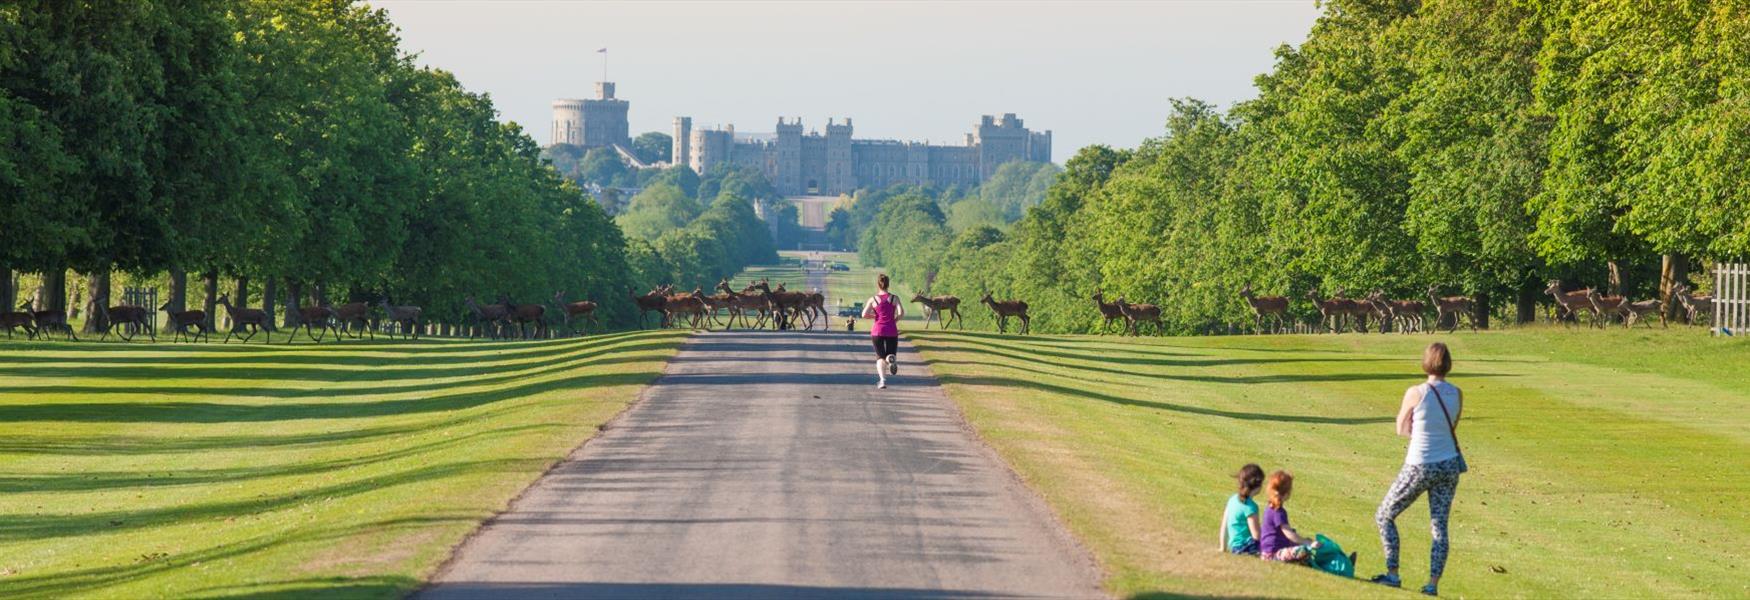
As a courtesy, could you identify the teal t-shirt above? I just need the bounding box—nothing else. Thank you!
[1223,493,1259,550]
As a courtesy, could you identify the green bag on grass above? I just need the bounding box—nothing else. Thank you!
[1311,534,1354,578]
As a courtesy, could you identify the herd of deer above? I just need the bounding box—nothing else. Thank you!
[1236,280,1718,334]
[628,279,829,332]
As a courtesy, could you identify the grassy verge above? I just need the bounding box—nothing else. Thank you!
[0,330,689,598]
[909,327,1750,598]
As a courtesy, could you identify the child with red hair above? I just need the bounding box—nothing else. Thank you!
[1258,470,1321,563]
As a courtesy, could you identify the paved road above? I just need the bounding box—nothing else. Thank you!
[419,330,1102,599]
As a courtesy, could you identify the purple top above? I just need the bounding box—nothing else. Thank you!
[869,293,899,337]
[1258,506,1292,556]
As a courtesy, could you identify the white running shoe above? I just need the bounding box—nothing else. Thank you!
[878,380,887,389]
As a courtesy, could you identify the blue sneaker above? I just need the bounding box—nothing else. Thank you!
[1420,583,1438,596]
[1369,573,1401,588]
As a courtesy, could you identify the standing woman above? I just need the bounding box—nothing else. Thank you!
[861,274,905,389]
[1371,342,1466,596]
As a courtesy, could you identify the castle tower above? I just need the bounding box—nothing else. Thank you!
[672,117,693,167]
[551,99,586,146]
[824,117,854,195]
[974,113,1030,178]
[774,118,804,195]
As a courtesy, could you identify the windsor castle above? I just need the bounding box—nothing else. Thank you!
[552,80,1051,197]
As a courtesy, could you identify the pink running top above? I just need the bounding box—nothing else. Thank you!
[868,292,900,337]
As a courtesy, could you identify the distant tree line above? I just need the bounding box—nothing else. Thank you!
[859,0,1750,334]
[0,0,773,334]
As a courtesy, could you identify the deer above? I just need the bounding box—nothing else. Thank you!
[699,285,739,329]
[1672,283,1713,326]
[752,280,809,330]
[1116,296,1163,336]
[159,300,210,343]
[979,292,1031,335]
[1306,288,1347,334]
[630,286,670,329]
[806,289,829,330]
[501,296,545,339]
[1584,289,1628,329]
[1239,283,1290,334]
[1543,280,1598,327]
[1,305,37,340]
[216,293,272,343]
[1331,288,1372,333]
[464,296,510,339]
[378,298,423,340]
[1426,285,1477,333]
[1620,296,1665,328]
[724,280,773,329]
[664,288,710,330]
[552,291,599,336]
[93,303,155,342]
[910,294,963,330]
[330,301,374,339]
[1368,289,1425,334]
[287,304,339,343]
[1091,290,1126,334]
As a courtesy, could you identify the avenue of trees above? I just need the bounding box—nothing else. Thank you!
[860,0,1750,334]
[0,0,773,333]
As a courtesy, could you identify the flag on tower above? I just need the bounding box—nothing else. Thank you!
[597,48,607,53]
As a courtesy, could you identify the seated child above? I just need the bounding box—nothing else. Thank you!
[1220,463,1265,556]
[1258,470,1321,563]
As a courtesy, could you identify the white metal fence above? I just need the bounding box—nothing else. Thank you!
[1717,263,1750,336]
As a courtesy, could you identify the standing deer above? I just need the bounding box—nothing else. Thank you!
[379,298,423,340]
[503,296,546,339]
[216,294,272,343]
[1543,280,1597,327]
[1116,297,1162,336]
[1306,288,1346,334]
[159,300,210,343]
[979,292,1031,334]
[1239,283,1290,334]
[464,296,510,339]
[553,291,599,336]
[630,286,670,329]
[910,294,963,330]
[1426,286,1477,333]
[2,305,37,340]
[287,304,339,343]
[95,304,155,342]
[1672,283,1713,325]
[1091,290,1126,334]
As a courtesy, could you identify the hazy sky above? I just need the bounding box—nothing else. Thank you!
[371,1,1321,163]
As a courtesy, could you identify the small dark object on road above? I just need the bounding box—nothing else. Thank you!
[845,319,856,331]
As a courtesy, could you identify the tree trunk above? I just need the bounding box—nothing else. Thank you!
[262,277,278,332]
[1515,283,1537,324]
[0,265,12,310]
[285,280,304,328]
[1660,254,1689,323]
[1607,260,1623,296]
[202,270,219,331]
[1473,290,1490,330]
[41,269,67,312]
[81,269,112,334]
[168,270,187,313]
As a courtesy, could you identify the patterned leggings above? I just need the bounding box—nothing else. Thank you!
[1376,458,1462,579]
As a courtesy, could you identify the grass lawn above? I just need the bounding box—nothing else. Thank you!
[908,327,1750,599]
[0,330,689,598]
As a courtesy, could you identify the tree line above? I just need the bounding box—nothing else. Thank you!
[858,0,1750,335]
[1,0,774,335]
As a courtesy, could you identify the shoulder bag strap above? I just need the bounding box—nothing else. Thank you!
[1428,383,1461,455]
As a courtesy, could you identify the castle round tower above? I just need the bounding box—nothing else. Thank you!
[551,99,586,146]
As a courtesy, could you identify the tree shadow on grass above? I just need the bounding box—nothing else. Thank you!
[932,372,1396,425]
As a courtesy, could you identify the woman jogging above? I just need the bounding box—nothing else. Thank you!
[861,274,904,389]
[1371,342,1466,597]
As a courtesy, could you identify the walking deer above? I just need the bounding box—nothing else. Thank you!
[1584,289,1628,329]
[1306,288,1346,334]
[1621,296,1665,328]
[979,292,1031,335]
[1367,290,1425,334]
[1542,280,1597,327]
[664,288,710,330]
[465,296,510,339]
[287,304,339,343]
[1239,283,1290,334]
[1,305,37,340]
[1426,285,1477,333]
[910,294,963,330]
[379,298,423,340]
[1116,296,1162,336]
[1672,283,1713,325]
[553,291,599,336]
[806,289,828,330]
[216,293,272,343]
[95,304,155,342]
[630,286,670,329]
[159,300,210,342]
[330,301,374,339]
[502,296,545,339]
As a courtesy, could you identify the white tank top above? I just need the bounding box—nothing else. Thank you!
[1406,380,1462,465]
